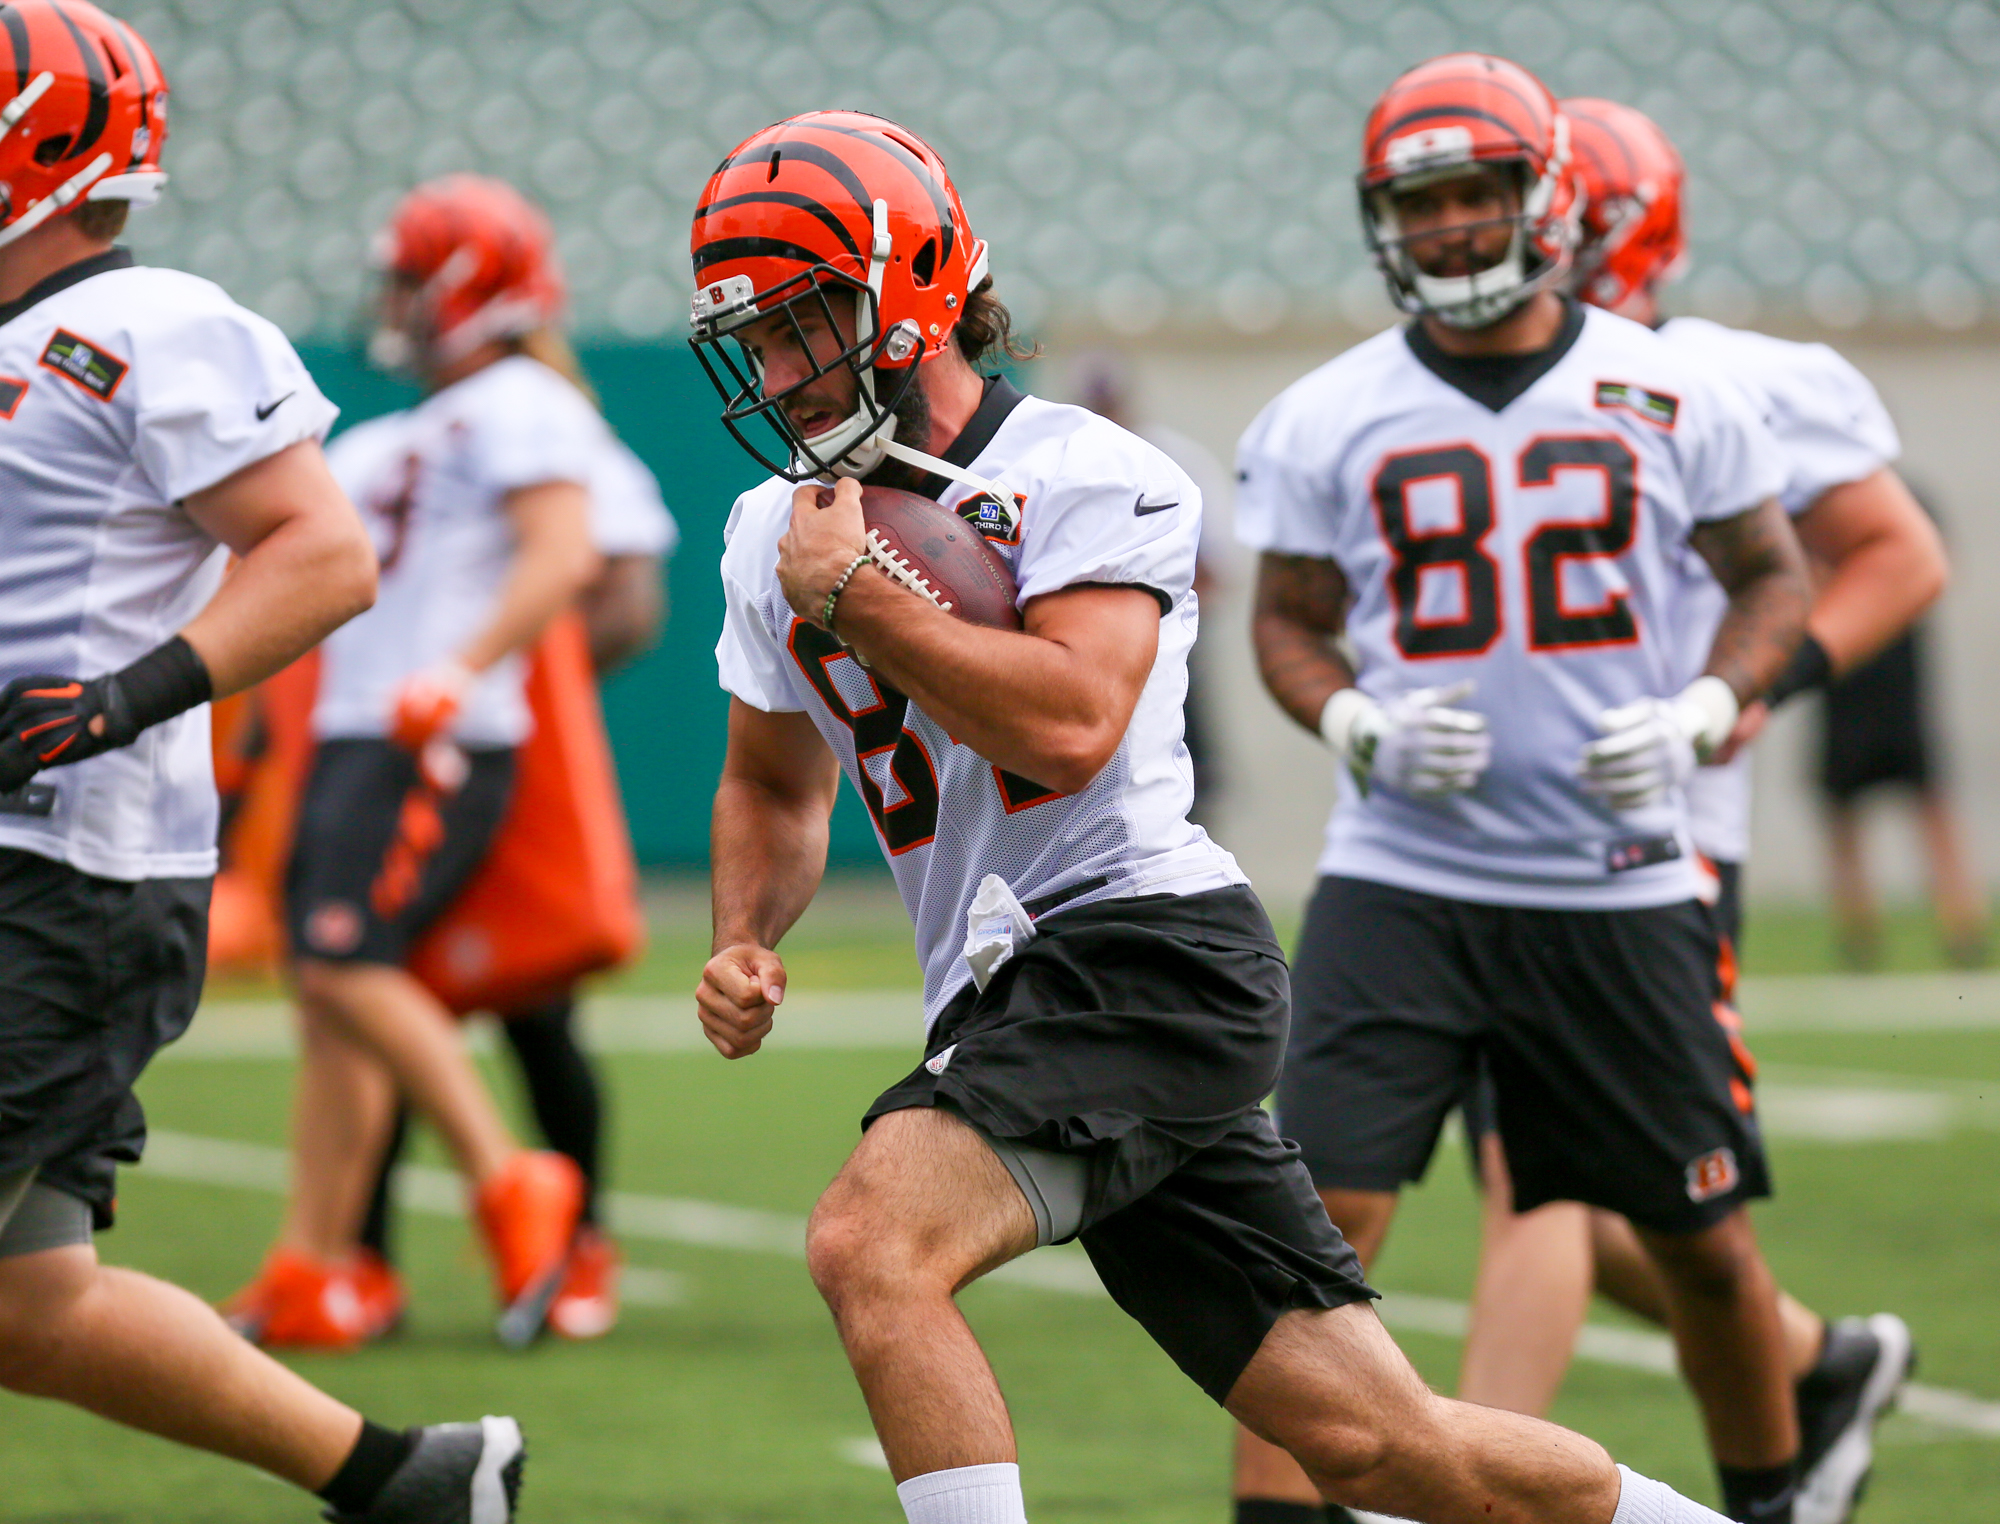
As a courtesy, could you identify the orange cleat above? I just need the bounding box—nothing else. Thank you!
[349,1248,409,1341]
[548,1225,621,1341]
[220,1249,396,1351]
[474,1150,584,1349]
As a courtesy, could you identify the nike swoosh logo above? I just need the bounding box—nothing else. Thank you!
[254,392,294,421]
[1134,493,1179,517]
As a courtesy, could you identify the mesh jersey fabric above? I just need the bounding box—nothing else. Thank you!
[0,255,337,880]
[1235,304,1788,909]
[717,390,1244,1029]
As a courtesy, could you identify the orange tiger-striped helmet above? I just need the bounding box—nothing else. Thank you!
[0,0,169,249]
[1359,53,1578,329]
[688,110,989,481]
[1563,98,1687,315]
[366,175,565,375]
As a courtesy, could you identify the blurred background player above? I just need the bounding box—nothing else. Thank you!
[1231,55,1820,1524]
[225,174,604,1351]
[0,6,524,1518]
[1813,498,1987,968]
[1454,97,1943,1524]
[355,421,677,1341]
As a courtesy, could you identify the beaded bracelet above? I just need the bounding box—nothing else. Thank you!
[822,552,874,631]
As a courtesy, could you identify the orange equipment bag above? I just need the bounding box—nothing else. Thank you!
[408,612,645,1013]
[208,614,644,1013]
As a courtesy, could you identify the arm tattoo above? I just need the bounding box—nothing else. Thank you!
[1251,552,1358,733]
[1689,498,1812,702]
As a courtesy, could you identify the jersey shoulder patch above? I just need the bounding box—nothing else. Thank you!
[1594,379,1679,430]
[39,328,128,401]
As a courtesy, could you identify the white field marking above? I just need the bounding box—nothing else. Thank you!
[838,1436,891,1471]
[620,1267,689,1308]
[163,968,2000,1062]
[139,1130,2000,1439]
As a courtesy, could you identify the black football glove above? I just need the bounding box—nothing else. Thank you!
[0,673,140,792]
[0,637,212,794]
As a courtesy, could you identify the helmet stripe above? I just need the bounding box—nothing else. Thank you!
[50,2,109,156]
[692,234,832,279]
[1375,101,1535,143]
[804,121,955,268]
[694,190,863,263]
[0,6,28,97]
[719,139,873,220]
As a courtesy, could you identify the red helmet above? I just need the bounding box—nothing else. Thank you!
[688,110,990,481]
[0,0,169,250]
[368,175,565,373]
[1358,53,1578,329]
[1562,98,1687,313]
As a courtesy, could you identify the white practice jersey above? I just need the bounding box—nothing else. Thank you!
[1237,303,1788,909]
[717,379,1245,1027]
[1657,318,1901,864]
[0,254,337,880]
[318,355,609,747]
[591,437,679,560]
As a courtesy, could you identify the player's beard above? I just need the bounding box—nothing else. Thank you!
[861,363,934,495]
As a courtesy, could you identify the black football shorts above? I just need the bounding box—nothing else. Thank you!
[1279,875,1769,1235]
[285,738,514,967]
[867,885,1375,1405]
[0,845,208,1228]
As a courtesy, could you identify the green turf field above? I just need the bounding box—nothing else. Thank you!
[5,883,1997,1520]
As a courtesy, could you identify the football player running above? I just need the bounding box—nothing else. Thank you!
[694,108,1749,1524]
[1231,56,1817,1524]
[1453,98,1941,1524]
[0,7,524,1519]
[225,176,601,1352]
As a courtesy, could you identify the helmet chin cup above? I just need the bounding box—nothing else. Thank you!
[797,403,899,481]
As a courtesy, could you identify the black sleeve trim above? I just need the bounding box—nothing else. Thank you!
[1052,579,1175,616]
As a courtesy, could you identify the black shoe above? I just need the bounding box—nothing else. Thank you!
[323,1416,525,1524]
[1795,1314,1914,1524]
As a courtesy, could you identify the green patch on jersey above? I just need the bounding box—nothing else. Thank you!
[39,328,129,401]
[1595,379,1679,430]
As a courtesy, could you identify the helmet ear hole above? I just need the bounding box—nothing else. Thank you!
[33,135,71,167]
[911,237,937,289]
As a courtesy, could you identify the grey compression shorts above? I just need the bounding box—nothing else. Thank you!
[0,1168,93,1258]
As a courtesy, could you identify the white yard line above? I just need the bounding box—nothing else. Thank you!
[140,1130,2000,1439]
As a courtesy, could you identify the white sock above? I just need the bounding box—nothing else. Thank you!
[1613,1466,1734,1524]
[895,1462,1028,1524]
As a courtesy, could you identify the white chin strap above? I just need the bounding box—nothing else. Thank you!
[1411,232,1537,329]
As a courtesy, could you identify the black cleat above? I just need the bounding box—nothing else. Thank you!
[1795,1313,1915,1524]
[323,1416,525,1524]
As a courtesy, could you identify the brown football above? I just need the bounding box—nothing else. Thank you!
[847,484,1023,631]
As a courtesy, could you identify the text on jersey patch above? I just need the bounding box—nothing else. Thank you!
[39,330,129,401]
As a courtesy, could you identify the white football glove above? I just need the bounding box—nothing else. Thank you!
[1320,680,1492,799]
[1579,675,1739,812]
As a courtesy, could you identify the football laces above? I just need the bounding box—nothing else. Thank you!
[865,529,955,614]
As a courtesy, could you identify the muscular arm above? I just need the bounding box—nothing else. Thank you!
[1794,468,1946,672]
[1687,497,1812,703]
[180,439,377,697]
[455,479,603,674]
[782,478,1159,796]
[1250,551,1355,733]
[699,701,841,1059]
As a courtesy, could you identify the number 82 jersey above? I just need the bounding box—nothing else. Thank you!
[1235,302,1788,909]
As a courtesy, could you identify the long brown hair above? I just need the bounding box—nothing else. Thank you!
[953,278,1040,370]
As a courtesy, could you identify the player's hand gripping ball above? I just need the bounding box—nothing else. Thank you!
[781,478,1022,634]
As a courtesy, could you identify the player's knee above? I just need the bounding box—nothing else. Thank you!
[1643,1211,1763,1299]
[805,1192,924,1308]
